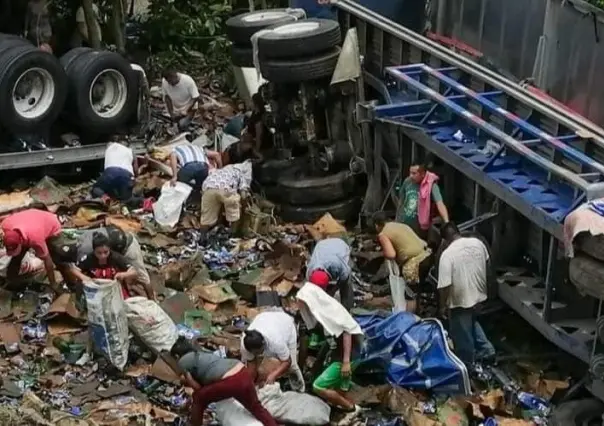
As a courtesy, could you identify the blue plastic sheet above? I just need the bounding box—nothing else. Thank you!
[355,312,471,395]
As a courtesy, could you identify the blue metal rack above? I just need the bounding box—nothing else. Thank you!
[374,63,604,238]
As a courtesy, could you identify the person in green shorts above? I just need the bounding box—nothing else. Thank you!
[397,161,449,239]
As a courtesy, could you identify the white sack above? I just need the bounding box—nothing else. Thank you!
[214,383,330,426]
[153,182,192,227]
[84,279,129,370]
[387,259,407,312]
[0,249,44,277]
[125,297,178,352]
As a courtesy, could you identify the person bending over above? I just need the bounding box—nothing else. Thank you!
[170,337,278,426]
[241,310,305,392]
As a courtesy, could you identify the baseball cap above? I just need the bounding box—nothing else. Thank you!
[4,229,23,257]
[308,270,330,290]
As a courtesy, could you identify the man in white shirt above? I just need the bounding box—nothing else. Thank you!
[162,69,200,131]
[91,142,138,201]
[241,310,305,392]
[437,222,495,366]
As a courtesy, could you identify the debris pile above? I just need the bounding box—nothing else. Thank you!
[0,172,572,426]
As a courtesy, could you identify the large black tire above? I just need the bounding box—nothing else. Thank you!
[549,399,604,426]
[59,47,93,73]
[279,197,361,225]
[258,19,341,59]
[254,157,303,186]
[0,45,67,133]
[278,171,356,205]
[63,50,138,132]
[569,254,604,299]
[0,34,31,46]
[576,231,604,262]
[260,47,341,83]
[231,44,254,68]
[226,9,306,45]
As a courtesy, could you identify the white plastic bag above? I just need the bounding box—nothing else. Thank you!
[387,259,407,312]
[84,279,129,370]
[0,249,44,277]
[125,297,178,352]
[214,383,330,426]
[153,182,192,227]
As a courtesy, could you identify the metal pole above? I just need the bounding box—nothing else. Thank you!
[436,0,448,34]
[334,0,604,142]
[540,0,560,92]
[542,234,556,322]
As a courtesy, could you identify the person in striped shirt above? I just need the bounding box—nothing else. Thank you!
[169,143,222,191]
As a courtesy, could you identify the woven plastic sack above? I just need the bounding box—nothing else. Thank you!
[84,279,129,370]
[125,297,178,352]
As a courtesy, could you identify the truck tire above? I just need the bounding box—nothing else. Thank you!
[549,399,604,426]
[569,254,604,299]
[576,232,604,262]
[64,50,138,132]
[60,47,93,73]
[278,171,356,205]
[226,9,306,45]
[254,157,303,185]
[0,38,31,57]
[258,19,341,59]
[279,197,361,225]
[0,34,31,47]
[231,44,254,68]
[260,47,341,83]
[0,44,67,133]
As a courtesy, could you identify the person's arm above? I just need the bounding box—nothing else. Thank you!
[254,121,263,151]
[132,156,139,177]
[206,150,222,168]
[431,183,449,223]
[377,234,397,260]
[340,332,352,378]
[265,342,292,384]
[70,265,90,283]
[436,253,452,318]
[42,256,59,292]
[165,97,176,120]
[182,372,202,391]
[169,152,179,185]
[115,266,137,282]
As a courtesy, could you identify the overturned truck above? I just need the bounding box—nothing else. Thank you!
[228,0,604,423]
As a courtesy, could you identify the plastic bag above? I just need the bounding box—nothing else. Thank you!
[125,297,178,352]
[387,259,406,312]
[214,383,330,426]
[0,249,44,277]
[153,182,192,227]
[84,279,129,370]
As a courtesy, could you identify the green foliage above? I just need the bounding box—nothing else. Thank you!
[138,0,232,69]
[586,0,604,9]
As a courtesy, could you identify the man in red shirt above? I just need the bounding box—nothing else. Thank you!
[2,209,67,293]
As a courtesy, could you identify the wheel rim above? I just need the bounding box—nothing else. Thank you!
[89,69,128,119]
[273,22,320,35]
[12,67,55,120]
[242,11,290,22]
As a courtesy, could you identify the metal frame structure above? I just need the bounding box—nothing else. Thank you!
[333,0,604,370]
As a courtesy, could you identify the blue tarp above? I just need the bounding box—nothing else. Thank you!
[355,312,471,395]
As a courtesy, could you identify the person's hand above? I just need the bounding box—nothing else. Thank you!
[115,273,127,283]
[341,361,351,378]
[241,190,250,200]
[170,176,177,187]
[438,306,448,320]
[265,374,276,385]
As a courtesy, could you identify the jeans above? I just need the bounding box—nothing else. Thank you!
[448,306,495,366]
[177,161,209,191]
[91,167,134,201]
[191,368,277,426]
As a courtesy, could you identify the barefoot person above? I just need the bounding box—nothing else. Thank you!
[170,337,278,426]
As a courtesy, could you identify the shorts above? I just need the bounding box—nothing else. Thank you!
[200,189,241,226]
[47,232,79,265]
[313,361,359,391]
